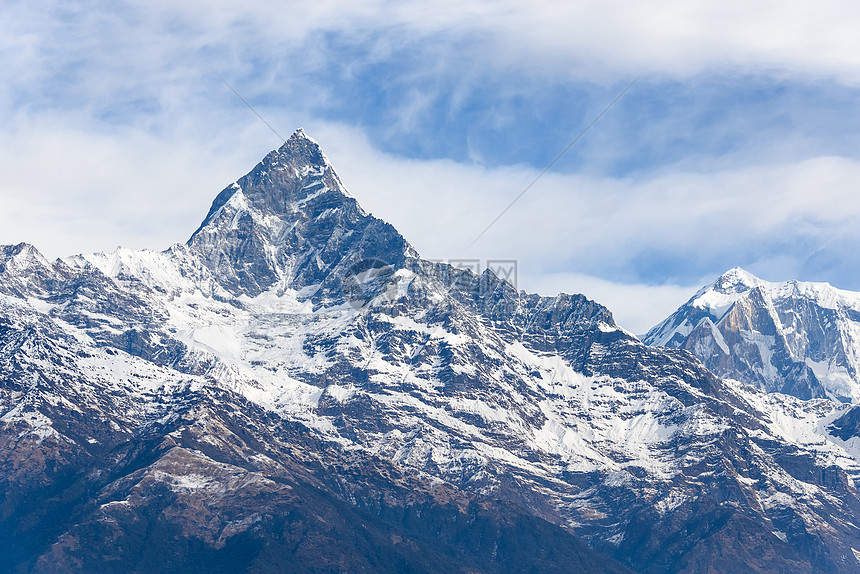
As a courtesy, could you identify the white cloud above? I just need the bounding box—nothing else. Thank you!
[6,0,860,121]
[0,112,280,257]
[98,0,860,84]
[319,122,860,271]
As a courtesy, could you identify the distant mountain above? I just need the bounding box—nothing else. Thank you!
[644,267,860,402]
[4,131,860,573]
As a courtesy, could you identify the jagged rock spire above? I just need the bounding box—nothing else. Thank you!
[186,129,414,298]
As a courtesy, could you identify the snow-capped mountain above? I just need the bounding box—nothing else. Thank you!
[4,131,860,573]
[644,267,860,402]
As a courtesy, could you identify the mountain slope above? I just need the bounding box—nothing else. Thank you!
[644,267,860,402]
[4,131,860,573]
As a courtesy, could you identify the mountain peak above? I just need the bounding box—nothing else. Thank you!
[713,266,763,293]
[186,129,413,297]
[646,264,860,401]
[0,242,51,271]
[193,129,350,235]
[271,127,330,172]
[289,126,314,144]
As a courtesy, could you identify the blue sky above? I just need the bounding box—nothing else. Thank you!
[3,0,860,333]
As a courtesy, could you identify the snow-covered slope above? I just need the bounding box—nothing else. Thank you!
[4,131,860,573]
[644,267,860,402]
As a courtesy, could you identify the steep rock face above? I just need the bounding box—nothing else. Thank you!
[644,267,860,402]
[187,129,415,299]
[3,131,860,573]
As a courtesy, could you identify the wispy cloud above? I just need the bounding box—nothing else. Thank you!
[137,0,860,83]
[317,123,860,287]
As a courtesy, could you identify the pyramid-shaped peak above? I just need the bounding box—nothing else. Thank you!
[193,129,353,234]
[265,128,330,172]
[0,242,51,269]
[713,267,763,293]
[2,242,39,258]
[187,129,414,298]
[291,127,313,142]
